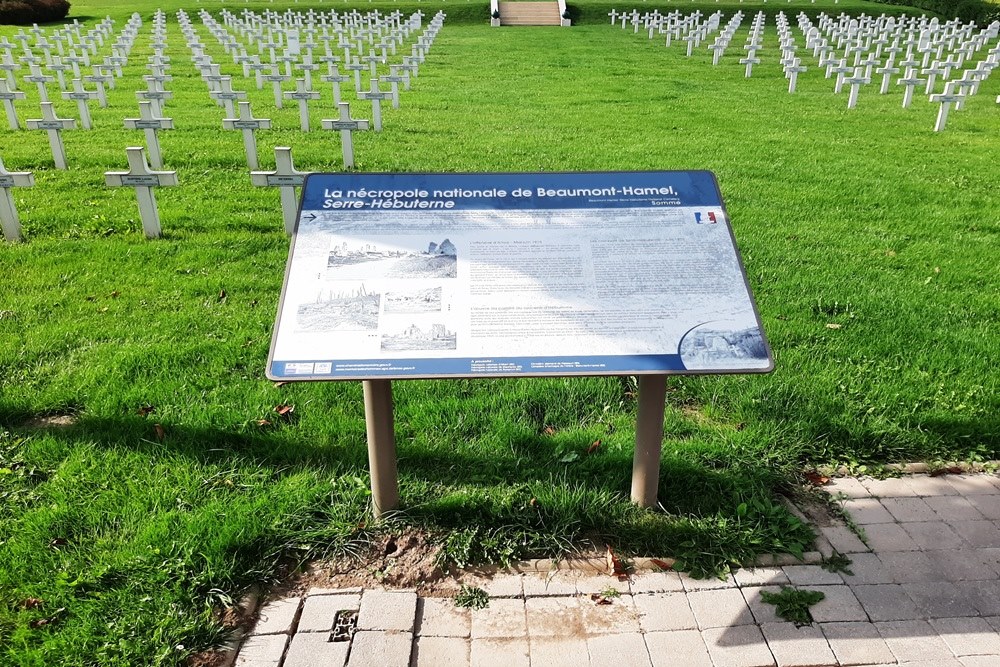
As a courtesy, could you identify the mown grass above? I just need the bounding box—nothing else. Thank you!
[1,0,998,664]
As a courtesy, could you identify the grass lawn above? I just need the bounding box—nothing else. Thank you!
[1,0,998,663]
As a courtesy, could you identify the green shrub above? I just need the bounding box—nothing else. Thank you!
[0,0,71,25]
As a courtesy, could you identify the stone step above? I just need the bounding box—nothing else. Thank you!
[498,1,562,26]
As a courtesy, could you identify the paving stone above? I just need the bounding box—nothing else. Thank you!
[978,548,1000,577]
[881,497,938,522]
[578,593,641,634]
[930,616,1000,657]
[839,552,892,585]
[877,619,954,662]
[950,520,1000,548]
[782,565,843,586]
[415,597,471,638]
[356,591,417,633]
[966,495,1000,520]
[807,585,868,623]
[902,522,967,551]
[470,637,528,667]
[680,572,738,590]
[903,582,980,618]
[821,621,896,666]
[235,634,288,667]
[826,477,872,500]
[587,632,652,667]
[733,567,790,588]
[842,498,896,524]
[630,571,685,594]
[470,598,526,639]
[524,596,583,637]
[904,474,961,497]
[521,572,576,597]
[924,496,985,521]
[852,584,921,621]
[944,475,1000,495]
[480,573,523,598]
[298,594,361,633]
[962,657,1000,666]
[957,580,1000,615]
[818,525,869,554]
[701,625,776,667]
[645,629,713,667]
[634,592,697,632]
[527,635,589,667]
[688,588,755,629]
[308,587,362,596]
[864,523,920,552]
[860,476,914,498]
[283,632,349,667]
[760,622,836,667]
[347,631,412,667]
[411,636,469,667]
[251,597,301,636]
[984,616,1000,633]
[878,550,939,584]
[742,586,783,625]
[924,549,998,582]
[576,573,630,596]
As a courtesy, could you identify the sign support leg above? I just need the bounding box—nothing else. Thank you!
[630,374,668,508]
[363,379,399,518]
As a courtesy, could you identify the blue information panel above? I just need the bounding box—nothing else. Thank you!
[266,171,773,380]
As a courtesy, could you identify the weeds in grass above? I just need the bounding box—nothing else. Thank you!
[820,551,854,576]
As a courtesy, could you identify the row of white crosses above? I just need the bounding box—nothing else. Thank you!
[1,15,138,132]
[616,9,1000,131]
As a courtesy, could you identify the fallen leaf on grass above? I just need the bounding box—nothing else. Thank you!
[586,439,602,455]
[29,608,65,629]
[590,594,612,606]
[273,381,289,388]
[49,538,67,548]
[529,497,538,508]
[804,471,830,486]
[256,419,272,427]
[825,323,841,330]
[153,424,166,441]
[218,289,227,303]
[542,426,556,436]
[138,405,155,417]
[650,559,673,572]
[21,598,43,610]
[275,404,294,419]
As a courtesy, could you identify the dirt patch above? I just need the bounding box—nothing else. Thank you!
[22,414,78,429]
[287,530,458,597]
[789,488,840,528]
[187,651,226,667]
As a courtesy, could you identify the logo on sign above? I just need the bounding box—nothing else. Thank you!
[695,212,718,224]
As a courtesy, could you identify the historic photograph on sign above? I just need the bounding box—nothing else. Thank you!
[381,322,457,351]
[678,320,768,369]
[326,238,457,280]
[384,287,443,314]
[296,284,380,332]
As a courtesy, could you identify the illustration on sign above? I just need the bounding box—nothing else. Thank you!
[267,171,773,380]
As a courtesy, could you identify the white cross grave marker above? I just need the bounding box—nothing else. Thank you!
[321,101,369,168]
[284,77,320,131]
[249,146,309,235]
[897,68,925,108]
[0,156,33,241]
[0,79,25,129]
[785,59,807,92]
[844,67,870,108]
[62,78,98,129]
[104,146,178,239]
[24,64,53,102]
[358,77,390,132]
[124,101,174,169]
[210,76,246,119]
[264,67,291,109]
[223,101,271,169]
[25,102,75,169]
[930,81,962,132]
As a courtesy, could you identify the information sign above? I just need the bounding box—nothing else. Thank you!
[267,171,772,381]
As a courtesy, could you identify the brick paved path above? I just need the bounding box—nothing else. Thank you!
[234,474,1000,666]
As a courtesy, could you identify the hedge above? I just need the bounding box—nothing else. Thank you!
[0,0,71,25]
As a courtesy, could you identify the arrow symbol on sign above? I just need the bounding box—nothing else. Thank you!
[302,213,317,221]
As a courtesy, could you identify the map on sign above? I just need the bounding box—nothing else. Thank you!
[267,172,773,380]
